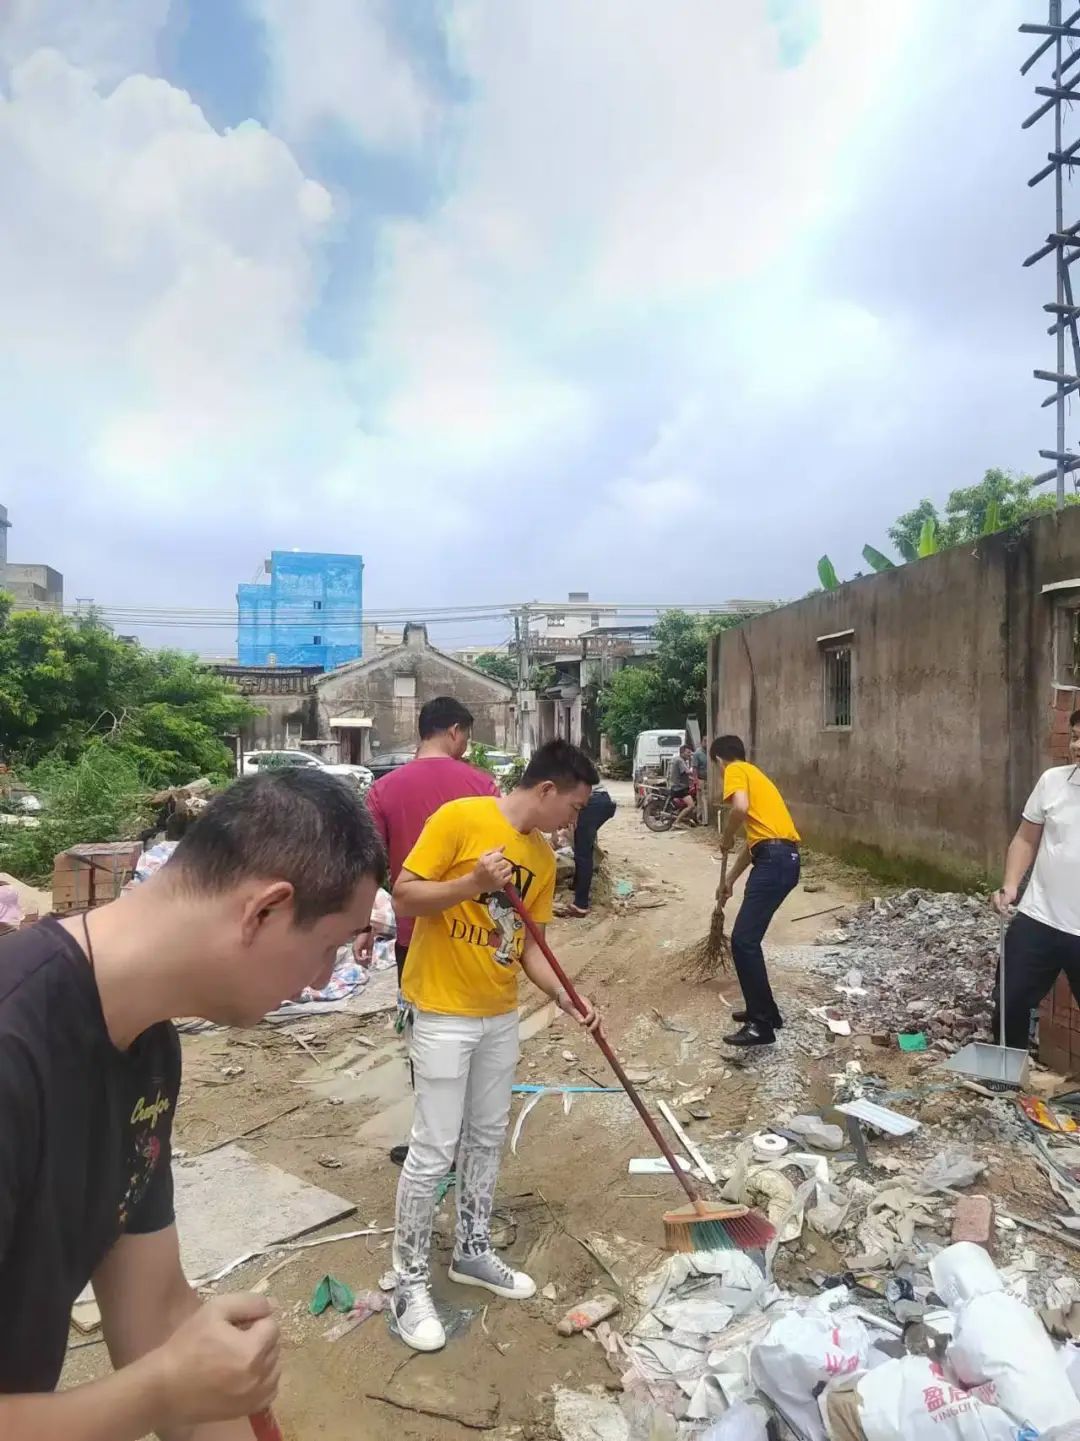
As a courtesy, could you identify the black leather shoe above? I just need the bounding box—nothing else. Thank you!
[731,1010,784,1029]
[723,1022,776,1047]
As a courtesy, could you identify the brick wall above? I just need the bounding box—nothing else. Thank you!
[1038,974,1080,1075]
[1049,685,1079,764]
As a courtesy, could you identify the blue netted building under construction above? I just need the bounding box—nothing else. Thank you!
[237,551,363,670]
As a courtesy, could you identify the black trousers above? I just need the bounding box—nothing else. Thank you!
[993,912,1080,1049]
[730,842,800,1029]
[573,791,616,909]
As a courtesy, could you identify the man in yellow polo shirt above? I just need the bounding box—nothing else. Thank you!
[711,734,801,1048]
[390,739,600,1353]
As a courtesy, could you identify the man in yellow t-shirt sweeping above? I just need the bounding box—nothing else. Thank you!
[389,740,600,1353]
[711,734,801,1048]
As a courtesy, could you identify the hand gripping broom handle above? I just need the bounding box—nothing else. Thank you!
[503,885,704,1209]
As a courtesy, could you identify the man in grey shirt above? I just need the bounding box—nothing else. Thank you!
[668,745,696,826]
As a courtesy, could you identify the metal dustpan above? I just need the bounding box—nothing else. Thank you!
[945,1039,1030,1088]
[943,915,1030,1089]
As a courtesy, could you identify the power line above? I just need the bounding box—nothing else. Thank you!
[70,599,772,624]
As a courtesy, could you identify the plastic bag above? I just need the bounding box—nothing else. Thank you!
[808,1181,851,1237]
[786,1115,845,1151]
[850,1355,1018,1441]
[915,1149,987,1194]
[932,1242,1080,1433]
[700,1403,770,1440]
[751,1295,870,1441]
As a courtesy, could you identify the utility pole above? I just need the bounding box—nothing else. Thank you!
[1022,0,1080,506]
[514,604,532,758]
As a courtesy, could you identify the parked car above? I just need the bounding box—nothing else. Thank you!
[241,749,373,793]
[483,750,520,783]
[470,749,519,783]
[366,750,416,782]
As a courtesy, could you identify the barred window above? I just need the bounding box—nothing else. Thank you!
[823,646,853,728]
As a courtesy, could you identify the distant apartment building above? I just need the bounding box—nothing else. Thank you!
[0,503,64,613]
[361,622,404,657]
[529,592,618,646]
[237,551,363,670]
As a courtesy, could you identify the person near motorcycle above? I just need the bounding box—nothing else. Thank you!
[711,735,801,1048]
[668,745,698,827]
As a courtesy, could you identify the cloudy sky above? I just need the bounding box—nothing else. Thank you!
[0,1,1065,653]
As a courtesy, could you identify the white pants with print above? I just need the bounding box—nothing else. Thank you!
[392,1008,519,1288]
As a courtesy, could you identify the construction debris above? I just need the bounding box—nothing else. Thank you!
[814,890,998,1043]
[556,1293,621,1336]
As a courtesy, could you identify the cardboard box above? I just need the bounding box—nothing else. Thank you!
[51,841,141,913]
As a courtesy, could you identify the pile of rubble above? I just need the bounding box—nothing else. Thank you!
[553,1235,1080,1440]
[812,890,999,1045]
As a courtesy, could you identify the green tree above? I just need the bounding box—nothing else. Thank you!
[0,742,153,885]
[0,601,254,785]
[598,664,662,755]
[598,610,758,751]
[888,498,939,562]
[473,651,518,686]
[821,467,1080,588]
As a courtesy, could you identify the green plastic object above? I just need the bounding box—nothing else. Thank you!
[898,1032,927,1052]
[310,1274,355,1316]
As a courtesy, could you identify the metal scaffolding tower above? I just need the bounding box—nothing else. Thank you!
[1022,0,1080,505]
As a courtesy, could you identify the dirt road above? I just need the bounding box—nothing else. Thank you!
[66,783,860,1438]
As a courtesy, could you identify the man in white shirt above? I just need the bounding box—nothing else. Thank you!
[992,709,1080,1045]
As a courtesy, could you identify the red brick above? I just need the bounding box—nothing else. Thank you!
[1043,1042,1071,1072]
[1055,688,1079,711]
[1053,709,1074,735]
[1044,1022,1069,1053]
[952,1194,994,1249]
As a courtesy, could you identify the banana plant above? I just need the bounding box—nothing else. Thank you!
[861,544,894,573]
[917,517,939,557]
[817,555,840,591]
[980,498,1001,536]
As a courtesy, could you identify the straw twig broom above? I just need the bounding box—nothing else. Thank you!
[685,852,732,979]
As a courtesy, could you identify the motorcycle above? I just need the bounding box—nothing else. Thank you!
[640,779,698,833]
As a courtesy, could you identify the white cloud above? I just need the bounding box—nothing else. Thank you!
[251,0,433,151]
[438,0,918,304]
[0,47,344,538]
[0,0,169,86]
[1,0,1048,635]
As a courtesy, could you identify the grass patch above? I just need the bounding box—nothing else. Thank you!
[801,832,993,896]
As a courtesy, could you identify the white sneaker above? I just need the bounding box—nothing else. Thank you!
[393,1283,446,1352]
[448,1250,536,1299]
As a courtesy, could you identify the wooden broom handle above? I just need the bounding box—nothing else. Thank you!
[503,885,702,1207]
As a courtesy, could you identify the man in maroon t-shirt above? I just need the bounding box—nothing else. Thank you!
[366,696,500,983]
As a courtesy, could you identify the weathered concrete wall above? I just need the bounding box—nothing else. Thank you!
[209,665,321,753]
[316,625,512,757]
[710,505,1080,884]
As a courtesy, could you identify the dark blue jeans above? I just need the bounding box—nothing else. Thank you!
[573,790,617,909]
[730,842,800,1029]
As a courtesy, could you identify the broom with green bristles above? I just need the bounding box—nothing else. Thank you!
[503,886,774,1254]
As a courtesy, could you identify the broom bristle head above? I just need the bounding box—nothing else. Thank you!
[684,913,731,979]
[662,1202,775,1253]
